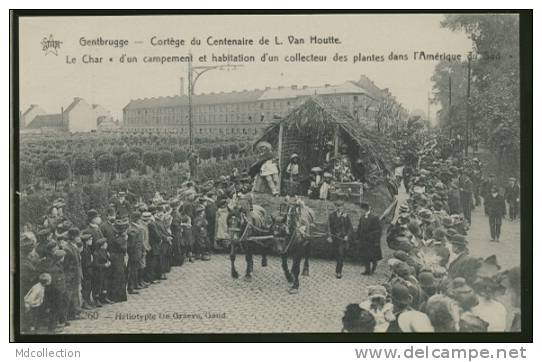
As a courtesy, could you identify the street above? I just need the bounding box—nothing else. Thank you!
[61,187,521,334]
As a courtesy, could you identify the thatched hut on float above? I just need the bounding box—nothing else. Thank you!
[249,97,398,259]
[252,96,397,214]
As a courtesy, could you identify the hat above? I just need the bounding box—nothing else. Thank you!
[195,205,205,213]
[418,271,437,289]
[290,153,299,160]
[94,237,107,247]
[80,233,92,241]
[114,218,129,230]
[391,260,411,279]
[323,172,333,179]
[367,285,387,300]
[399,203,410,213]
[311,167,323,173]
[508,177,516,182]
[87,209,99,221]
[391,282,413,305]
[52,249,66,260]
[418,208,434,222]
[67,227,80,239]
[118,191,126,197]
[477,255,501,277]
[46,240,58,251]
[20,235,35,252]
[130,211,142,221]
[53,198,66,208]
[141,211,152,220]
[255,141,272,151]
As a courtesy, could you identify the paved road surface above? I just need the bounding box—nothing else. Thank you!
[59,187,520,334]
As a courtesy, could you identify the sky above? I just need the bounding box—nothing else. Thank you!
[18,14,473,123]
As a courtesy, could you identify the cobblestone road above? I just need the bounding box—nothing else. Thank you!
[61,187,521,334]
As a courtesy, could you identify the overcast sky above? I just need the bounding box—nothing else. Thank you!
[19,14,473,122]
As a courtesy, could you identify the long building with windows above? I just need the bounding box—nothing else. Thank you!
[121,76,399,137]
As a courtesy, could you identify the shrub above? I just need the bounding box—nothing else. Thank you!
[44,159,70,190]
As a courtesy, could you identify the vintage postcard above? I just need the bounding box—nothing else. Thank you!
[11,11,530,340]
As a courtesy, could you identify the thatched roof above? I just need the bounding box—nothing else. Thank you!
[254,96,395,174]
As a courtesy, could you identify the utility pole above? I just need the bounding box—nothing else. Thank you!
[448,72,453,139]
[465,56,472,157]
[186,54,243,151]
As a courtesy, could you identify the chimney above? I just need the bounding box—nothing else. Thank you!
[302,85,308,89]
[324,84,331,88]
[61,106,65,125]
[291,85,298,90]
[180,77,185,96]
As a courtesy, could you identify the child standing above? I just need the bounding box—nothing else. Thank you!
[23,273,52,332]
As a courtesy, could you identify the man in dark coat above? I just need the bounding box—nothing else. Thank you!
[63,228,83,320]
[79,233,94,309]
[459,173,474,224]
[127,212,144,294]
[504,177,520,221]
[327,194,353,279]
[146,211,163,282]
[356,202,382,275]
[484,186,507,242]
[82,209,104,249]
[108,219,128,302]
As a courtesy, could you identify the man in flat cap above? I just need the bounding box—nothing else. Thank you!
[127,212,144,294]
[327,193,353,279]
[114,191,132,219]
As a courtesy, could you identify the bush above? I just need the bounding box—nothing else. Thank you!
[44,159,70,190]
[143,151,160,172]
[73,154,95,178]
[119,151,140,173]
[159,150,174,171]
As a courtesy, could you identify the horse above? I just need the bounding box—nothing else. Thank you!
[227,203,273,281]
[274,199,314,294]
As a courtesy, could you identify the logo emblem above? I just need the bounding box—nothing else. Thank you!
[41,34,63,56]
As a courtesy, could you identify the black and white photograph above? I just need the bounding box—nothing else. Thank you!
[10,11,531,341]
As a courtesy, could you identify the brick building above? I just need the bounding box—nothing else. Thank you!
[122,79,387,137]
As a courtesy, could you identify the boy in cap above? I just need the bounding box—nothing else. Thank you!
[23,273,52,333]
[327,193,353,278]
[37,249,68,331]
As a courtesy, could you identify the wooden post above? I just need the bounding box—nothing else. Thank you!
[277,122,284,194]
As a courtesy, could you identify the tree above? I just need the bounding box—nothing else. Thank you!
[174,148,188,165]
[212,146,223,161]
[143,151,160,173]
[119,151,140,176]
[97,153,116,183]
[73,155,95,183]
[198,147,211,161]
[440,14,520,179]
[159,150,174,171]
[44,159,70,191]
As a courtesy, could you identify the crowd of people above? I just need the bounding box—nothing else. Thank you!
[19,174,258,333]
[340,133,522,333]
[19,129,522,334]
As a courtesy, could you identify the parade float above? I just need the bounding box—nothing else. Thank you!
[248,97,398,259]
